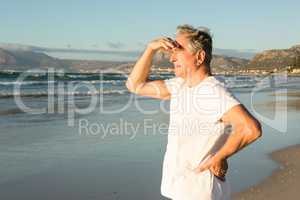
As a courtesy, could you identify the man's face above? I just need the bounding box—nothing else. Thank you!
[170,34,197,78]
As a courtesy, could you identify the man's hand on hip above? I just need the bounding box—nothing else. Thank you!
[193,155,228,182]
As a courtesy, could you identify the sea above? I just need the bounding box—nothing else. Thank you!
[0,70,300,199]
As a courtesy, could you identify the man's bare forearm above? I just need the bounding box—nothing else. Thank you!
[126,47,155,91]
[214,125,262,160]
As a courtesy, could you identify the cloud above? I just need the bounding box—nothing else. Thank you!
[107,42,126,49]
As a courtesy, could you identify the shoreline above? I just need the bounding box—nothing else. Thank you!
[232,143,300,200]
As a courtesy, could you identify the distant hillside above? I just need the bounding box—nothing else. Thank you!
[0,49,16,65]
[0,47,133,73]
[148,52,249,74]
[247,45,300,70]
[0,48,250,73]
[2,43,300,74]
[0,48,71,71]
[62,59,132,73]
[211,55,249,72]
[213,48,257,59]
[5,45,300,74]
[0,42,257,59]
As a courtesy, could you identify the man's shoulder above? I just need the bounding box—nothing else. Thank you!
[201,76,226,90]
[201,76,238,99]
[166,76,185,83]
[164,76,185,94]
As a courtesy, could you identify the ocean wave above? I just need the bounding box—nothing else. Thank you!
[0,108,25,115]
[0,71,129,79]
[0,81,55,86]
[0,80,125,86]
[0,89,129,98]
[0,71,172,80]
[225,84,257,89]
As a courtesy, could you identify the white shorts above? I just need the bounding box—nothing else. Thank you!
[162,170,231,200]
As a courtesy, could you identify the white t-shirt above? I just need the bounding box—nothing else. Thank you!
[161,76,240,200]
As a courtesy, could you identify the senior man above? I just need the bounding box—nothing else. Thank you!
[126,24,262,200]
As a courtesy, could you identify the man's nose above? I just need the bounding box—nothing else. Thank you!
[169,51,177,63]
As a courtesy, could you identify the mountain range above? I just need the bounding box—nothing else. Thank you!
[0,43,257,59]
[0,43,299,74]
[247,45,300,70]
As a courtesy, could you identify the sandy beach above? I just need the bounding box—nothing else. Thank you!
[232,143,300,200]
[233,91,300,200]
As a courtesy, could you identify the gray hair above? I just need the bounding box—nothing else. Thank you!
[176,24,213,66]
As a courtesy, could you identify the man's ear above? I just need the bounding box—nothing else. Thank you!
[196,50,206,66]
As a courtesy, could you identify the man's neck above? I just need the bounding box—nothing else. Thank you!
[185,67,212,88]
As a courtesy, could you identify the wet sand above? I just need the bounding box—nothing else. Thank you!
[232,144,300,200]
[255,91,300,111]
[233,91,300,200]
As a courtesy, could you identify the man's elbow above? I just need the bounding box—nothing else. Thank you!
[125,80,143,94]
[250,121,262,141]
[125,80,135,93]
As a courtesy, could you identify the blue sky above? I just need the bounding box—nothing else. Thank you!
[1,0,299,51]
